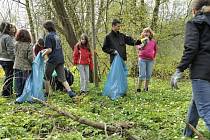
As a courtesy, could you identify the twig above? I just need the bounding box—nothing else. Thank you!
[33,97,138,139]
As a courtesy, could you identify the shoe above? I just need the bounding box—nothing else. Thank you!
[144,87,148,91]
[68,91,76,98]
[44,92,49,97]
[137,89,141,92]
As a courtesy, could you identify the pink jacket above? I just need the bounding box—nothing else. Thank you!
[136,39,157,60]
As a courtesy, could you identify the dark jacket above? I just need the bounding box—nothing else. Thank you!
[177,12,210,81]
[102,30,140,63]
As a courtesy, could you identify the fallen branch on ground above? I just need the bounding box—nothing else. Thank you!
[33,98,139,140]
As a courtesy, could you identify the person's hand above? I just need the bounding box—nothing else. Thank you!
[114,50,119,55]
[171,69,183,89]
[41,49,48,57]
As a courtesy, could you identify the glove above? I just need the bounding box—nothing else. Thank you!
[171,69,182,89]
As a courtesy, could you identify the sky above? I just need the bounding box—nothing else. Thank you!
[0,0,28,28]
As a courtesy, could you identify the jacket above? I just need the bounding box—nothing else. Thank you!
[102,30,141,63]
[137,39,157,60]
[177,12,210,81]
[73,43,93,71]
[13,41,33,70]
[0,33,15,61]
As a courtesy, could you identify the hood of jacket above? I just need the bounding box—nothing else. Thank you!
[192,12,210,26]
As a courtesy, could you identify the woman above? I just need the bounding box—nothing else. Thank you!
[171,0,210,137]
[0,22,15,97]
[136,27,157,92]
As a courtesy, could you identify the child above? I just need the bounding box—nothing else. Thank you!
[73,33,93,94]
[13,29,33,97]
[136,27,157,92]
[33,38,44,57]
[42,20,76,98]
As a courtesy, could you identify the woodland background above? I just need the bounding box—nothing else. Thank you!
[0,0,207,140]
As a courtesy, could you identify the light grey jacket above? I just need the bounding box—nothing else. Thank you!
[0,33,15,61]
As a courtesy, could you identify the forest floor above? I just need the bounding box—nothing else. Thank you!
[0,76,209,140]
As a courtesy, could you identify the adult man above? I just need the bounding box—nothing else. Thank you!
[102,19,141,63]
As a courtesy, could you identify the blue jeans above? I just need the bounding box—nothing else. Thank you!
[14,69,31,97]
[184,79,210,136]
[138,59,154,80]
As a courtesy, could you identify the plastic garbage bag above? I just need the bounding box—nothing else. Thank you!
[103,54,128,100]
[16,52,45,103]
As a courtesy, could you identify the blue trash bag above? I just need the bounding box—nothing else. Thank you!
[16,52,45,103]
[103,54,128,100]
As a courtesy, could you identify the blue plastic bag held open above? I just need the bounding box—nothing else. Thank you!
[103,54,128,100]
[16,52,45,103]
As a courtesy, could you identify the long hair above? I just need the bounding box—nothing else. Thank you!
[15,29,32,43]
[79,33,90,51]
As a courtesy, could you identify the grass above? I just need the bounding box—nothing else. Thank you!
[0,75,209,140]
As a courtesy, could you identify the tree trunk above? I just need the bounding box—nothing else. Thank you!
[52,0,78,49]
[25,0,36,43]
[151,0,161,31]
[91,0,99,87]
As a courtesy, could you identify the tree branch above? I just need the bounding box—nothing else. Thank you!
[11,0,26,6]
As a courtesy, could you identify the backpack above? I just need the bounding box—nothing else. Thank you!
[51,67,74,91]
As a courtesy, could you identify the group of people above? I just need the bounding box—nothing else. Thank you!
[0,0,210,137]
[0,20,96,99]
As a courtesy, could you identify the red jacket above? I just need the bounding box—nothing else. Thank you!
[73,43,94,71]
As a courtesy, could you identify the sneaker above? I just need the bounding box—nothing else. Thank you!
[136,89,141,92]
[68,91,76,98]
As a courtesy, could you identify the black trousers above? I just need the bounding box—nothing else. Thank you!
[0,60,14,96]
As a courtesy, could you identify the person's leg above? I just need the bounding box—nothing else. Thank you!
[84,65,89,92]
[192,79,210,131]
[77,65,86,92]
[44,62,55,96]
[14,69,23,97]
[55,64,76,97]
[137,59,146,92]
[0,61,14,96]
[183,100,199,137]
[145,60,154,91]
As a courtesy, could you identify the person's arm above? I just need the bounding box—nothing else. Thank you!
[5,36,15,58]
[177,21,200,72]
[42,35,53,57]
[89,50,94,72]
[154,41,158,58]
[102,35,115,54]
[73,45,79,65]
[124,34,142,46]
[28,45,34,64]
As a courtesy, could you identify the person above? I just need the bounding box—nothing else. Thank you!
[136,27,157,92]
[33,38,44,57]
[41,20,76,98]
[13,29,33,97]
[0,22,15,97]
[73,33,93,94]
[102,19,141,64]
[171,0,210,137]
